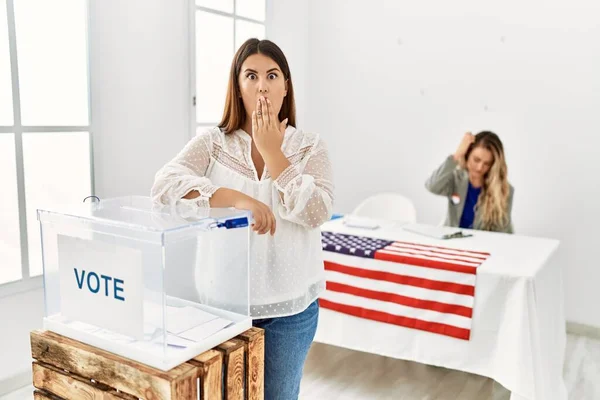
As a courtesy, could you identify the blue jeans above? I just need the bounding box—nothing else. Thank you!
[252,299,319,400]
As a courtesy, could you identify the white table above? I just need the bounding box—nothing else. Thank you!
[315,218,566,400]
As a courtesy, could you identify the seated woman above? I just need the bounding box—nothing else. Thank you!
[425,131,514,233]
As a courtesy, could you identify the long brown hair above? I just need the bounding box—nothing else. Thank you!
[218,38,296,134]
[465,131,510,231]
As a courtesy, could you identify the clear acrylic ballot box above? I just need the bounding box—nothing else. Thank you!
[38,195,251,371]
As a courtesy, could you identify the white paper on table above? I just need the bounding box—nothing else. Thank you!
[166,306,219,334]
[177,318,233,342]
[402,223,472,239]
[166,334,196,348]
[343,216,380,229]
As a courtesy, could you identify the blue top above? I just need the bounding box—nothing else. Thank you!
[459,182,482,229]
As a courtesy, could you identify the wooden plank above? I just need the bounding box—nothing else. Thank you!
[33,361,137,400]
[217,340,245,400]
[169,364,199,400]
[30,330,199,400]
[33,389,64,400]
[237,328,265,400]
[109,390,138,400]
[189,349,223,400]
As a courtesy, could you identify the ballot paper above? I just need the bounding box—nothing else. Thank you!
[402,223,473,240]
[166,306,219,334]
[177,318,234,342]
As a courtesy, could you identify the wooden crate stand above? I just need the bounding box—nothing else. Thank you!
[30,327,265,400]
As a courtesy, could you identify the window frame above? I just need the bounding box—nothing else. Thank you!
[0,0,94,297]
[189,0,268,138]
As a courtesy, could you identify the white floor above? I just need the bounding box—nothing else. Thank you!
[0,386,31,400]
[3,333,599,400]
[299,333,600,399]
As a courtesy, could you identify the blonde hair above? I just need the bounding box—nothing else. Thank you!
[465,131,510,231]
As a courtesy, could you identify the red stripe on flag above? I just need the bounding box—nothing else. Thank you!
[326,281,473,318]
[319,298,471,340]
[325,261,475,296]
[374,251,478,275]
[392,240,490,257]
[385,245,486,263]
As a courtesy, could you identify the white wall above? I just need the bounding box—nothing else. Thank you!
[89,0,192,198]
[266,0,310,127]
[0,288,44,393]
[289,0,600,327]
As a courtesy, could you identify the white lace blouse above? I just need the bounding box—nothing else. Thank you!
[151,126,334,318]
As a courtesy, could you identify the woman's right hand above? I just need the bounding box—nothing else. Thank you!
[234,193,276,235]
[453,132,475,162]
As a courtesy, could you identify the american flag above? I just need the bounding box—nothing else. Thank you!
[320,231,490,340]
